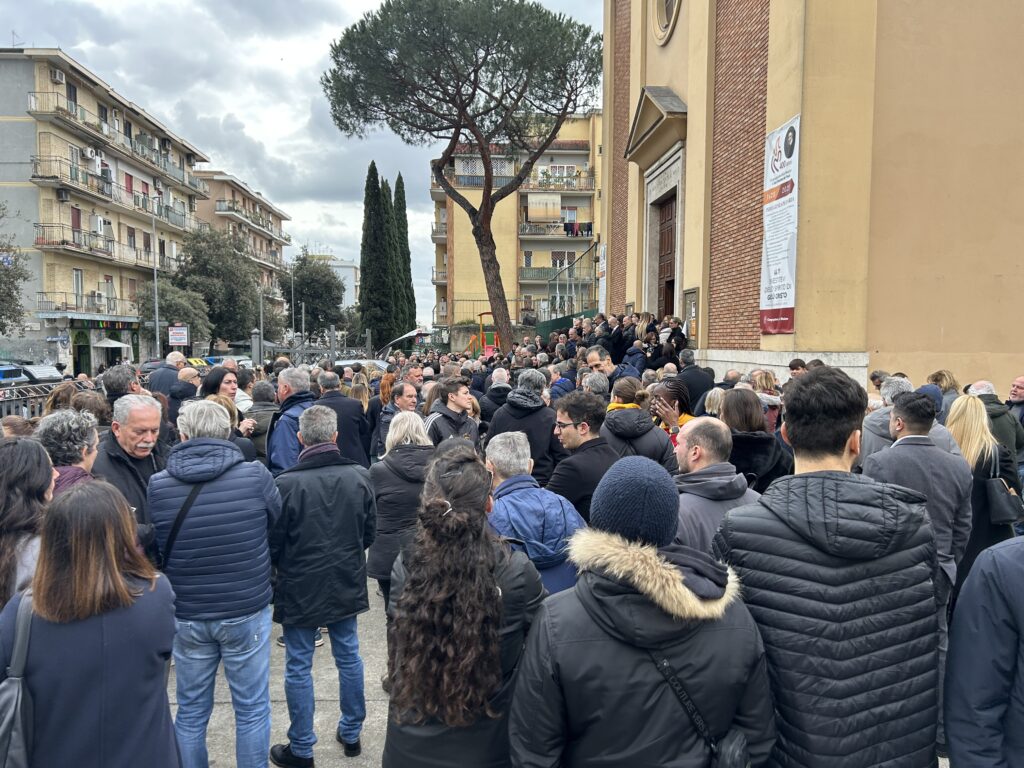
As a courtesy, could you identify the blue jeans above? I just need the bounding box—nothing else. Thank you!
[283,618,366,758]
[174,606,272,768]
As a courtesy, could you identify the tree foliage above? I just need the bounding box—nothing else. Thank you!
[393,174,417,329]
[379,179,406,334]
[0,202,32,337]
[323,0,602,347]
[136,281,213,343]
[358,162,396,348]
[173,229,263,348]
[284,251,345,343]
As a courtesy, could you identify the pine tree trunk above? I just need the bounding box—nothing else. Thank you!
[472,223,513,354]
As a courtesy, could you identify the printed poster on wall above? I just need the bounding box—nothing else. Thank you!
[759,114,800,334]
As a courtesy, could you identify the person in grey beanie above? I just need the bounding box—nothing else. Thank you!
[510,456,775,767]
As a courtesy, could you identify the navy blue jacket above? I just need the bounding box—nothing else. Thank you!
[550,376,576,402]
[609,362,641,387]
[946,536,1024,766]
[490,474,585,593]
[147,362,179,396]
[268,390,317,474]
[148,438,281,621]
[623,347,646,374]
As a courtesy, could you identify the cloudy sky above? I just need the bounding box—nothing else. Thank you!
[9,0,602,324]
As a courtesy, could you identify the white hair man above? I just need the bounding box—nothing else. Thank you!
[271,405,375,762]
[481,367,513,423]
[268,367,318,474]
[149,350,187,396]
[968,380,1024,462]
[859,375,961,466]
[486,431,584,594]
[91,394,166,549]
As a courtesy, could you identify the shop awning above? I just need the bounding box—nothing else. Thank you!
[93,338,132,348]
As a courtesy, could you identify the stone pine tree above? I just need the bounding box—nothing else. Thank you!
[323,0,601,349]
[358,161,393,349]
[393,173,417,329]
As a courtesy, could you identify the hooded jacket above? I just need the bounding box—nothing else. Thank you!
[622,346,646,374]
[858,406,961,467]
[167,379,197,426]
[978,393,1024,461]
[728,429,794,493]
[713,472,939,768]
[608,361,641,387]
[674,462,760,552]
[600,404,678,472]
[424,399,479,446]
[488,389,568,485]
[549,376,576,402]
[367,443,434,581]
[268,389,317,474]
[489,475,586,593]
[148,437,281,621]
[480,383,511,422]
[509,529,775,767]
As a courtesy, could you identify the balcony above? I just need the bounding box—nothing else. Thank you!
[432,304,449,327]
[36,291,139,319]
[519,173,596,192]
[435,171,516,189]
[431,221,448,243]
[519,266,556,282]
[431,268,448,285]
[186,173,210,198]
[27,91,108,144]
[518,221,595,238]
[249,247,284,269]
[35,223,178,272]
[215,200,291,243]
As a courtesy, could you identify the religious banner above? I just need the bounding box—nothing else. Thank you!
[759,114,800,334]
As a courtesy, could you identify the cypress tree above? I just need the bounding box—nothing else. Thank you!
[393,173,417,329]
[358,162,390,350]
[380,179,403,341]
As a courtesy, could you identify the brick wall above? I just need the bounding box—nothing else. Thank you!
[707,0,770,349]
[607,0,630,313]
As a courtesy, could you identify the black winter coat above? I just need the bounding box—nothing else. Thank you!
[600,406,678,472]
[91,430,167,550]
[383,541,546,768]
[488,390,567,485]
[728,429,793,493]
[318,389,371,468]
[167,379,197,426]
[480,384,511,423]
[271,450,376,627]
[545,437,620,522]
[424,400,479,446]
[713,472,940,768]
[510,530,775,767]
[367,444,433,581]
[677,366,714,407]
[147,362,179,396]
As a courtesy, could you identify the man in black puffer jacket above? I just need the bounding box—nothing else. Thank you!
[714,366,940,767]
[486,369,567,485]
[480,368,512,423]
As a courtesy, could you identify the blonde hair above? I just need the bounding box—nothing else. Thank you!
[703,388,726,417]
[385,410,432,454]
[751,370,778,394]
[205,394,238,427]
[350,383,370,413]
[946,394,997,469]
[927,369,961,395]
[468,395,481,422]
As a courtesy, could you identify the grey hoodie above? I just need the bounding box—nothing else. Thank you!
[857,406,961,468]
[674,462,760,553]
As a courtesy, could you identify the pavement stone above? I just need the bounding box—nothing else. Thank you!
[168,580,390,767]
[167,579,954,768]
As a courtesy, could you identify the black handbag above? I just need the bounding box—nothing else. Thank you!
[984,449,1024,525]
[648,652,750,768]
[0,592,34,768]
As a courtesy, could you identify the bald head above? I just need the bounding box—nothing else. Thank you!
[675,416,733,474]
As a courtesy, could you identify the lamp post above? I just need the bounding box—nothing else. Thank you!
[151,210,159,358]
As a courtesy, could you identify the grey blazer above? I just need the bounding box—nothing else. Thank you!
[862,435,973,595]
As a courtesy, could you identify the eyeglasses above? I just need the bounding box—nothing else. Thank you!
[554,420,582,431]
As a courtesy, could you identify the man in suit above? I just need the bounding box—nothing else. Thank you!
[862,391,973,757]
[316,371,370,468]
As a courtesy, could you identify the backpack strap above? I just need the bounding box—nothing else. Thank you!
[7,591,33,679]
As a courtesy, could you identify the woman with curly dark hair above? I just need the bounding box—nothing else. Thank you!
[382,443,545,768]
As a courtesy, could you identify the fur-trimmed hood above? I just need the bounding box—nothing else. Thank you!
[569,528,741,647]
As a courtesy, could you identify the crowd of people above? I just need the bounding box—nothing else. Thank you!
[0,311,1022,767]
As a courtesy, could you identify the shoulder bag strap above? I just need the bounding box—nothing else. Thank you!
[990,446,999,480]
[647,651,718,754]
[7,591,33,678]
[161,482,206,567]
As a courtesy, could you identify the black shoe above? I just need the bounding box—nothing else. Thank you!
[276,635,285,649]
[336,731,361,757]
[276,631,324,649]
[270,743,314,767]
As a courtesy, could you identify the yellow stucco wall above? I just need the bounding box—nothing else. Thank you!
[865,0,1024,389]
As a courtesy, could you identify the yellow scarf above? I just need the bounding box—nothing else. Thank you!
[606,402,640,412]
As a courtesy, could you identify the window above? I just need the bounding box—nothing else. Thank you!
[524,251,533,268]
[98,104,108,123]
[124,173,133,193]
[65,82,78,107]
[127,278,137,300]
[159,239,166,257]
[550,165,576,177]
[70,207,82,231]
[68,143,80,166]
[143,232,151,252]
[140,180,149,196]
[124,120,132,140]
[561,207,577,223]
[72,268,84,297]
[126,226,136,248]
[653,0,681,44]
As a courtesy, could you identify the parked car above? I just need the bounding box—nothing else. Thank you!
[20,364,63,384]
[0,362,28,388]
[138,358,164,375]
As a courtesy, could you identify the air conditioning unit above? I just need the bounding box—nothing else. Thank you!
[56,188,70,203]
[149,137,159,151]
[49,68,65,85]
[91,215,105,235]
[159,138,171,151]
[95,149,104,160]
[84,147,97,159]
[185,153,196,167]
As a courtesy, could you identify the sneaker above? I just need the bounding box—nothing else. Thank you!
[336,731,361,758]
[380,672,392,694]
[276,631,324,649]
[269,743,314,767]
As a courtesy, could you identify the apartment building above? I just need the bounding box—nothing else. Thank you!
[194,171,291,310]
[306,254,359,309]
[0,48,211,374]
[430,113,603,332]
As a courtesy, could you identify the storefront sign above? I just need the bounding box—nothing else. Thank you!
[168,324,189,347]
[759,114,800,334]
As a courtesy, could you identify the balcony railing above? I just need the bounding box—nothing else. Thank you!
[186,173,210,196]
[431,221,448,238]
[431,268,448,284]
[519,221,594,237]
[519,266,556,281]
[519,174,596,191]
[27,91,108,139]
[249,248,283,268]
[215,200,291,242]
[36,291,139,317]
[435,172,516,189]
[34,222,113,255]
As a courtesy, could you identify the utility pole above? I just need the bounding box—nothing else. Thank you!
[258,289,264,364]
[151,210,159,359]
[301,301,306,352]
